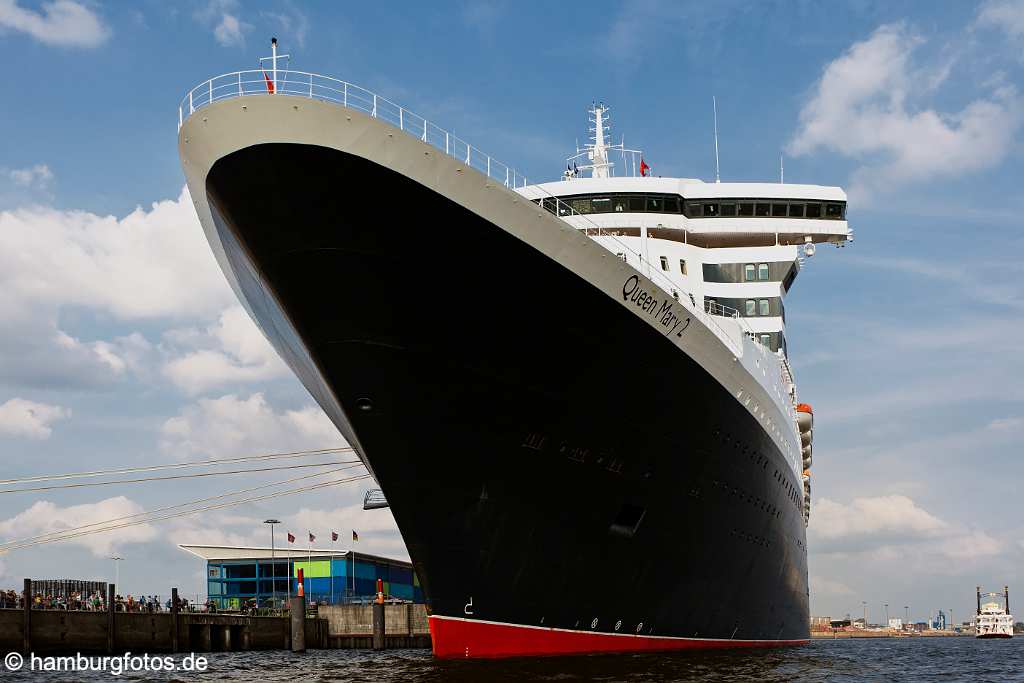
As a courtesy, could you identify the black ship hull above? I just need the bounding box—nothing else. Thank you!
[201,141,809,657]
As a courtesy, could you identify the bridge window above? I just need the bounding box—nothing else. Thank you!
[758,299,770,316]
[679,259,687,275]
[760,334,772,347]
[758,263,769,281]
[660,256,669,271]
[744,264,756,281]
[745,300,756,316]
[541,193,845,220]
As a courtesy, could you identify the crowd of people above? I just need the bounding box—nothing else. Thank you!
[0,590,185,612]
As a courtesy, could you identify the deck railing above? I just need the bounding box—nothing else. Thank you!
[178,70,532,189]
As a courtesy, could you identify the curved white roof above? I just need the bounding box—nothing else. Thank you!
[521,177,846,202]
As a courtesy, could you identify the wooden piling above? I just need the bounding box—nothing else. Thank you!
[170,587,179,653]
[22,578,31,655]
[106,583,115,654]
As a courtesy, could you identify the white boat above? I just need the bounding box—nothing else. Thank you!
[976,586,1013,638]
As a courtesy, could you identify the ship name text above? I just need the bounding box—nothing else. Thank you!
[622,275,690,338]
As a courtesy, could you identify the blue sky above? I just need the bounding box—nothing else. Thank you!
[1,0,1023,625]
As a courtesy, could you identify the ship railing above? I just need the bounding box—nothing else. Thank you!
[177,70,765,362]
[177,70,532,189]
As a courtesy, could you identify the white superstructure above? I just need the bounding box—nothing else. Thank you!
[517,106,852,522]
[976,587,1014,638]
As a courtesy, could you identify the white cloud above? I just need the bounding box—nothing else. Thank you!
[0,497,156,557]
[0,186,232,321]
[0,186,237,389]
[162,306,288,395]
[160,392,344,459]
[977,0,1024,39]
[788,24,1024,197]
[810,575,854,597]
[260,6,309,48]
[196,0,249,48]
[8,164,53,188]
[811,495,947,541]
[0,397,69,439]
[0,0,110,47]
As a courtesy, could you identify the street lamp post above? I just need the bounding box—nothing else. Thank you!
[884,603,889,629]
[862,601,867,626]
[904,605,909,628]
[264,519,281,613]
[110,556,123,594]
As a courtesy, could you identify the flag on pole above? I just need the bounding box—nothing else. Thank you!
[352,530,359,542]
[331,531,338,542]
[287,532,295,544]
[639,157,650,177]
[308,531,315,543]
[262,69,275,94]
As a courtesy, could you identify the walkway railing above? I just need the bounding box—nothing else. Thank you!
[178,70,531,189]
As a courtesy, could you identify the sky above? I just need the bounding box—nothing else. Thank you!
[0,0,1023,625]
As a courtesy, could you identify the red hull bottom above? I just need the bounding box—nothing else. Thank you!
[429,616,810,659]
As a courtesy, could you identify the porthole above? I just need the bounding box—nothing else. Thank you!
[636,622,644,633]
[615,620,622,631]
[591,618,598,629]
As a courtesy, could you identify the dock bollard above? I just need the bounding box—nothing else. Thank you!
[372,578,385,651]
[290,568,306,653]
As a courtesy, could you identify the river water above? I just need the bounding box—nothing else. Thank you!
[4,637,1022,681]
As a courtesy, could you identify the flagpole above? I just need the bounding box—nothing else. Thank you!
[307,532,312,601]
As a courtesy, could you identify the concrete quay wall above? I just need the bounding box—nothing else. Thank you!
[0,603,431,654]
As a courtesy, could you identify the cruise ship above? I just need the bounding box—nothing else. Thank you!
[177,42,851,658]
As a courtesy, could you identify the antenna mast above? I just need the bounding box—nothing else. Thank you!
[780,152,784,184]
[565,103,642,179]
[713,96,721,183]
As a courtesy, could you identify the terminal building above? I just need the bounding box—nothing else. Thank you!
[179,544,424,610]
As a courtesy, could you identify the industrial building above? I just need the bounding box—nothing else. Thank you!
[179,544,424,610]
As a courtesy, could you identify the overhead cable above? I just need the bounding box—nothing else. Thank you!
[0,446,356,486]
[0,463,366,549]
[0,459,363,495]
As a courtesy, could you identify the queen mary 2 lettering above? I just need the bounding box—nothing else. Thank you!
[177,42,852,659]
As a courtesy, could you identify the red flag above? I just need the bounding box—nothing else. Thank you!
[331,531,338,542]
[287,532,295,544]
[352,530,359,542]
[262,70,275,94]
[640,157,650,177]
[308,531,315,543]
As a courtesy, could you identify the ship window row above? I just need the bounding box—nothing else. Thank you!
[531,193,845,219]
[688,200,845,220]
[704,295,785,322]
[659,257,687,275]
[702,261,798,290]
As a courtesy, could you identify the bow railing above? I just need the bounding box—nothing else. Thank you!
[178,69,532,189]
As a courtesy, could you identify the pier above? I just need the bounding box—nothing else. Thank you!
[0,580,429,655]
